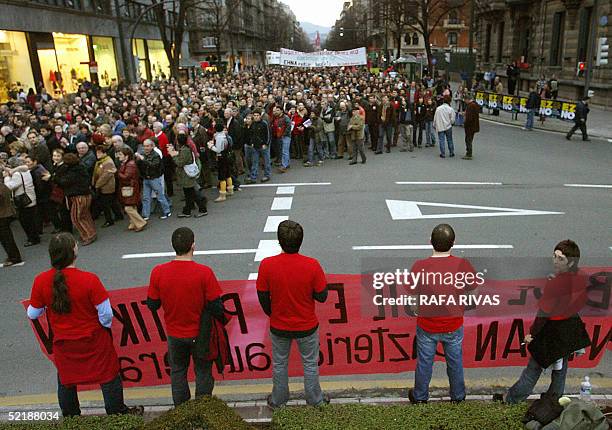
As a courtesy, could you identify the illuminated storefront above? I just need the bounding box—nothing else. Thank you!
[52,33,91,94]
[92,36,118,87]
[132,38,150,81]
[0,30,35,102]
[147,40,170,80]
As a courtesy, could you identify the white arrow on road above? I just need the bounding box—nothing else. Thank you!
[386,200,564,220]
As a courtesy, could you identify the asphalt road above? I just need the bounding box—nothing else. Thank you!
[1,119,610,404]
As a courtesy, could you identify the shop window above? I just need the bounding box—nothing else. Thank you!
[92,36,118,87]
[147,40,170,79]
[52,33,91,94]
[0,31,36,102]
[132,38,149,81]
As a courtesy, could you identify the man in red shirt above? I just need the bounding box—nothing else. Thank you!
[408,224,477,404]
[146,227,224,406]
[256,220,329,408]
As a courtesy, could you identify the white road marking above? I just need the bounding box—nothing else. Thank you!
[264,215,288,233]
[276,186,296,194]
[396,181,503,185]
[122,249,257,259]
[564,184,612,189]
[254,240,282,262]
[608,139,612,143]
[248,273,258,280]
[353,244,514,251]
[240,182,331,188]
[386,199,564,220]
[272,197,293,210]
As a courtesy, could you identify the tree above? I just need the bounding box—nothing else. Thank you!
[380,0,411,60]
[197,0,242,71]
[404,0,466,71]
[150,0,192,79]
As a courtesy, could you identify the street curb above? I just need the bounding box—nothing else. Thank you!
[1,395,610,424]
[479,116,612,141]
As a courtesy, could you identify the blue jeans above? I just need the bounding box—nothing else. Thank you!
[414,326,465,402]
[249,145,271,180]
[142,176,171,218]
[525,109,535,130]
[308,137,324,163]
[281,136,291,168]
[425,121,436,146]
[325,131,337,157]
[270,329,324,407]
[438,129,454,156]
[505,357,569,404]
[377,124,394,152]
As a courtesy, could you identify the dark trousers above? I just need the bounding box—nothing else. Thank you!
[18,206,40,244]
[58,374,127,417]
[97,193,115,224]
[412,122,424,147]
[567,121,588,140]
[163,156,175,197]
[182,187,207,215]
[51,201,72,233]
[368,123,379,150]
[465,132,475,156]
[167,336,214,407]
[0,217,21,263]
[35,200,52,234]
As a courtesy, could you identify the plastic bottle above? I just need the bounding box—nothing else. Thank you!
[580,376,592,401]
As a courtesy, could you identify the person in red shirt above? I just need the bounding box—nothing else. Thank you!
[146,227,224,406]
[256,220,330,408]
[408,224,477,404]
[498,240,591,404]
[26,233,142,417]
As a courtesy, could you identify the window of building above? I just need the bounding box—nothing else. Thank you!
[577,7,592,62]
[496,21,504,63]
[412,33,418,45]
[132,38,149,81]
[448,10,459,25]
[147,40,170,79]
[447,32,458,46]
[92,36,118,87]
[550,11,565,66]
[52,33,91,93]
[484,23,492,62]
[202,36,216,48]
[0,31,36,102]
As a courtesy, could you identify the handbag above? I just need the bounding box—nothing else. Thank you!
[13,173,33,209]
[121,186,134,198]
[183,151,200,178]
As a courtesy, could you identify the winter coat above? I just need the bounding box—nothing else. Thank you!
[0,182,16,219]
[4,170,36,208]
[347,114,365,141]
[92,155,117,195]
[137,150,163,179]
[464,101,480,135]
[321,106,336,133]
[310,117,327,143]
[173,145,200,189]
[433,103,456,132]
[117,160,141,206]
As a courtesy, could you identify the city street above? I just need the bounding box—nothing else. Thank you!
[1,118,611,406]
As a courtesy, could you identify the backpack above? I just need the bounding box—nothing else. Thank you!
[523,393,563,427]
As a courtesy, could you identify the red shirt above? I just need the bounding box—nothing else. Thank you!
[29,268,109,340]
[148,260,222,338]
[137,128,155,144]
[156,131,170,157]
[410,255,477,333]
[256,253,327,332]
[539,271,588,320]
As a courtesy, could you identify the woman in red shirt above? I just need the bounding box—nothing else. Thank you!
[27,233,142,417]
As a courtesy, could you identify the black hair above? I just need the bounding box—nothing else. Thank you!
[49,233,76,314]
[431,224,455,252]
[172,227,194,255]
[277,220,303,254]
[554,239,580,272]
[215,123,224,132]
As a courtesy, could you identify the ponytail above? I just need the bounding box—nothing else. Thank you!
[48,233,77,315]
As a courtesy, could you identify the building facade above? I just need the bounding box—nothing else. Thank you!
[0,0,193,101]
[475,0,611,105]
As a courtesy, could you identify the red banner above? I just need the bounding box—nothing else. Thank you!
[23,271,612,389]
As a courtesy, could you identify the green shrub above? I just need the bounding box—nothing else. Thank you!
[0,414,144,430]
[272,401,529,430]
[146,395,254,430]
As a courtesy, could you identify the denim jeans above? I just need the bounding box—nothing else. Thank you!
[308,138,325,163]
[413,326,465,402]
[425,121,436,146]
[525,109,535,130]
[438,129,454,156]
[167,336,215,407]
[505,357,569,404]
[57,373,127,417]
[249,146,272,179]
[377,124,395,151]
[270,329,324,407]
[326,131,337,158]
[281,136,291,168]
[142,177,171,218]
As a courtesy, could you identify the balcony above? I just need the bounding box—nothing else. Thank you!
[443,18,465,29]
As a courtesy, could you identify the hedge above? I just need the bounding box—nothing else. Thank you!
[145,395,254,430]
[271,401,530,430]
[1,396,253,430]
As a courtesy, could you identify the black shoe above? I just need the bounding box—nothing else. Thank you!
[102,222,114,228]
[3,259,24,267]
[261,176,270,183]
[565,135,571,140]
[451,397,465,404]
[583,138,591,141]
[349,161,357,165]
[408,388,427,404]
[492,393,505,403]
[361,159,366,164]
[244,178,256,184]
[316,393,331,407]
[24,241,40,247]
[178,213,191,218]
[439,154,446,158]
[450,153,455,158]
[126,405,144,416]
[195,211,208,218]
[375,151,383,154]
[334,155,343,159]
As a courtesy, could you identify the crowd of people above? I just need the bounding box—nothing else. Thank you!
[0,68,480,266]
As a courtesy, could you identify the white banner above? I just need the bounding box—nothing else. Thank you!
[278,47,367,68]
[266,51,281,65]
